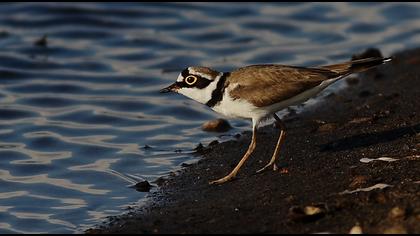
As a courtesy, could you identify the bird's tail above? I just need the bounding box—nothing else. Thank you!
[320,57,392,76]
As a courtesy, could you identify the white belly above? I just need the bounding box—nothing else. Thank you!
[212,92,261,120]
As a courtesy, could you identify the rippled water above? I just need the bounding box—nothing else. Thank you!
[0,2,419,233]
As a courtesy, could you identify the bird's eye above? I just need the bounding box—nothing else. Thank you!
[185,75,198,85]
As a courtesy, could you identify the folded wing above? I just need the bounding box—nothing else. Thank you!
[228,57,388,107]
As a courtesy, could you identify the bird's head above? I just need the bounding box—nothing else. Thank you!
[160,66,223,105]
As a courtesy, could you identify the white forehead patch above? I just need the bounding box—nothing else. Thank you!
[176,73,184,82]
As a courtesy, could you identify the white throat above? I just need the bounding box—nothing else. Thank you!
[177,73,223,105]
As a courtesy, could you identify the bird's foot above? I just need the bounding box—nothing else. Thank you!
[209,174,236,185]
[256,163,278,174]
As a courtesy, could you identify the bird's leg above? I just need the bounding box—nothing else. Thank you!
[256,114,286,173]
[209,124,258,185]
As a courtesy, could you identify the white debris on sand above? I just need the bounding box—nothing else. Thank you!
[340,183,392,195]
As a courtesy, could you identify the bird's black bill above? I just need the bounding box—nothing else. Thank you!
[159,82,180,93]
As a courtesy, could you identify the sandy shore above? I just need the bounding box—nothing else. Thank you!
[86,47,420,234]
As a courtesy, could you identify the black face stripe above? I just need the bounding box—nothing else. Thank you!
[206,72,229,108]
[179,68,212,89]
[178,76,212,89]
[194,77,212,89]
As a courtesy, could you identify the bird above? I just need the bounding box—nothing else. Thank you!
[160,57,392,185]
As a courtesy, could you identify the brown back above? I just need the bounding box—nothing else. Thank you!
[227,57,387,107]
[228,65,338,107]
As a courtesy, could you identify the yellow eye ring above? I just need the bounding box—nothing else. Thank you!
[185,75,198,85]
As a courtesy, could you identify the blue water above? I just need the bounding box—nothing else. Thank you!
[0,2,419,233]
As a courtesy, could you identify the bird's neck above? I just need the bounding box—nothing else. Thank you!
[205,72,229,108]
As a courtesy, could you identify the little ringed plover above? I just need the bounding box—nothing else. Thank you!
[160,57,392,184]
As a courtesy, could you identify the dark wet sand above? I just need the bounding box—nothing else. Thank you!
[86,48,420,234]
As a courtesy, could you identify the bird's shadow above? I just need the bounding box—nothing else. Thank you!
[319,123,420,152]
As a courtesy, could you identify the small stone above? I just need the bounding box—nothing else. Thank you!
[388,206,405,219]
[287,204,326,222]
[34,34,48,47]
[349,225,363,234]
[304,206,322,216]
[202,119,232,132]
[134,180,152,192]
[181,163,192,167]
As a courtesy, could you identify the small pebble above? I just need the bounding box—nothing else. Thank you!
[287,204,326,222]
[34,34,48,47]
[388,206,405,219]
[349,225,363,234]
[134,180,152,192]
[181,163,192,167]
[304,206,322,216]
[202,118,232,132]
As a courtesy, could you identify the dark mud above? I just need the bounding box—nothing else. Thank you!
[86,48,420,234]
